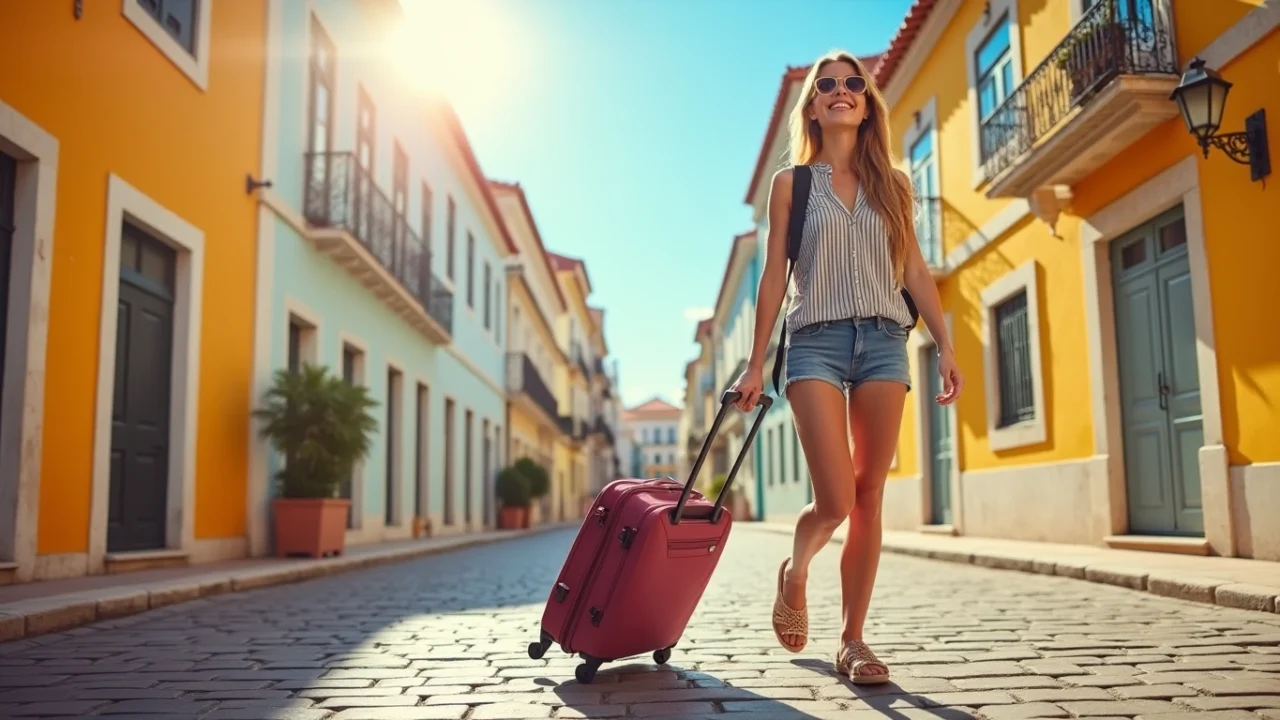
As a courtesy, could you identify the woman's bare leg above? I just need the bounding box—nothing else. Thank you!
[775,379,857,650]
[838,379,907,675]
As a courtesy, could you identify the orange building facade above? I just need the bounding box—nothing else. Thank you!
[0,1,266,582]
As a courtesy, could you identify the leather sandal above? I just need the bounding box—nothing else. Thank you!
[836,640,890,684]
[771,558,808,653]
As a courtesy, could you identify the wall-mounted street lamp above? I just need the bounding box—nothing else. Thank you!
[1170,57,1270,182]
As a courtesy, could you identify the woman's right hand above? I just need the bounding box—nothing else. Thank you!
[729,364,765,412]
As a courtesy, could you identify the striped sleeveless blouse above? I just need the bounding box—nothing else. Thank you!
[785,162,915,332]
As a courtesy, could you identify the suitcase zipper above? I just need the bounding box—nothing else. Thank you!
[561,483,683,650]
[560,482,650,646]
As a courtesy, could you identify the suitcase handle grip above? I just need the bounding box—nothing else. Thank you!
[671,390,773,525]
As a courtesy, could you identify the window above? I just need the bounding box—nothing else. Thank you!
[0,153,13,434]
[466,232,475,308]
[776,424,784,487]
[483,261,492,329]
[792,425,800,484]
[766,429,775,486]
[124,0,211,90]
[980,260,1045,451]
[444,397,456,525]
[667,427,675,444]
[306,18,335,161]
[355,87,376,237]
[446,196,456,281]
[910,131,941,267]
[421,183,433,247]
[495,280,502,337]
[464,409,474,526]
[341,342,366,528]
[976,21,1014,120]
[385,367,403,527]
[415,383,429,520]
[994,292,1034,427]
[286,314,315,374]
[135,0,197,52]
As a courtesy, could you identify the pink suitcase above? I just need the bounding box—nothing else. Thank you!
[528,390,773,683]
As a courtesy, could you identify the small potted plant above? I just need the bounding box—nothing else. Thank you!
[496,467,532,530]
[514,457,550,528]
[254,365,378,557]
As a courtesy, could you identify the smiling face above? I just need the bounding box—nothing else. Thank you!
[806,60,869,130]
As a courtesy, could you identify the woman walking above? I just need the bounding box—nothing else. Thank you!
[729,50,964,684]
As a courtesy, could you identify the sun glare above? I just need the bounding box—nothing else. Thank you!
[389,0,515,109]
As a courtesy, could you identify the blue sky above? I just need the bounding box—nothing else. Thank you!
[402,0,913,408]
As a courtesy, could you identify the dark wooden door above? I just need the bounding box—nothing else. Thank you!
[0,152,16,445]
[109,224,176,552]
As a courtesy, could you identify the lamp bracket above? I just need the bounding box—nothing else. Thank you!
[1202,109,1270,182]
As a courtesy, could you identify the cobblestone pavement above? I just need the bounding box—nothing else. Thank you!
[2,525,1280,719]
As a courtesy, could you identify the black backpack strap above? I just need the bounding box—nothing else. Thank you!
[770,165,812,396]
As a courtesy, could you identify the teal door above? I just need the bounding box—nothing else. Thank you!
[1112,206,1203,536]
[926,350,953,524]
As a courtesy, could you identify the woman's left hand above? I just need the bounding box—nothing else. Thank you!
[936,347,964,405]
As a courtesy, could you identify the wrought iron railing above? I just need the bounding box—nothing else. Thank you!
[303,151,454,335]
[558,414,587,441]
[506,353,558,420]
[592,415,615,446]
[915,196,943,268]
[978,0,1177,183]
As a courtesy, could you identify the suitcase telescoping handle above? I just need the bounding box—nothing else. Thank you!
[671,390,774,525]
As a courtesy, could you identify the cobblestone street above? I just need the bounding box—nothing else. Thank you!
[2,525,1279,719]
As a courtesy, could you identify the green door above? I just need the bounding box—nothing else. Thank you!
[926,350,953,524]
[1112,206,1203,536]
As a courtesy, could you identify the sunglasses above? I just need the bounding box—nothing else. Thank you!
[815,75,868,95]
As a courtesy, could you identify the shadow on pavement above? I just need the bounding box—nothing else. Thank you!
[0,526,974,719]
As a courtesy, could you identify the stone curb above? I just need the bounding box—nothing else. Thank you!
[752,524,1280,615]
[0,523,572,644]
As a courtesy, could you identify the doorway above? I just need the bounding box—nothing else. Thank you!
[385,367,402,527]
[108,223,177,552]
[925,350,954,525]
[1112,205,1203,536]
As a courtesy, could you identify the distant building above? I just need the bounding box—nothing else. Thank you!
[619,398,682,480]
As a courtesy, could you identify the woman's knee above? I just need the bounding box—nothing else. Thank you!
[851,475,885,519]
[812,492,856,525]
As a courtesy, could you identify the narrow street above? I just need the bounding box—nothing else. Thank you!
[1,525,1279,720]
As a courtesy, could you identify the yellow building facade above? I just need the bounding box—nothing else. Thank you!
[0,2,265,582]
[881,0,1279,559]
[492,182,569,522]
[550,253,596,519]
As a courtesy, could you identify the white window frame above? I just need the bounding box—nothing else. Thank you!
[122,0,213,92]
[0,101,59,583]
[965,0,1025,188]
[91,173,206,571]
[980,259,1046,452]
[284,296,322,371]
[903,96,942,268]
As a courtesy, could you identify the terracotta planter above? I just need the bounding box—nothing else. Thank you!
[499,506,527,530]
[273,498,350,558]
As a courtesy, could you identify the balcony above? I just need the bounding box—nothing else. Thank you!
[915,196,945,272]
[591,415,615,447]
[979,0,1180,200]
[506,353,558,425]
[303,152,454,342]
[559,414,587,444]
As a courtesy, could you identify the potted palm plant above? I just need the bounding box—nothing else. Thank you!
[496,467,532,530]
[254,365,378,557]
[514,457,550,528]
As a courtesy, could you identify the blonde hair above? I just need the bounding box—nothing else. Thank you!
[788,50,914,288]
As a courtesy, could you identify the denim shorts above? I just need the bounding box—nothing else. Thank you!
[784,317,912,394]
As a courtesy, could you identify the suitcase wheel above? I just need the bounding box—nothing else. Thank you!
[575,655,603,684]
[528,630,553,660]
[653,647,672,665]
